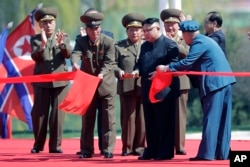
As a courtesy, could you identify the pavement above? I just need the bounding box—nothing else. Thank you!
[95,131,250,140]
[186,131,250,140]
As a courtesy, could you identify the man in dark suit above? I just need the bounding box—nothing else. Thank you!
[158,20,236,161]
[71,9,116,159]
[204,11,227,56]
[114,12,146,156]
[132,18,180,160]
[30,7,71,154]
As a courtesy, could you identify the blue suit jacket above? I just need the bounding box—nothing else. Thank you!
[170,33,236,98]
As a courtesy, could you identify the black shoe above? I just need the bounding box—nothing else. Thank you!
[79,153,92,158]
[31,148,40,153]
[104,152,113,158]
[176,150,187,155]
[138,156,152,160]
[76,151,81,155]
[49,149,63,153]
[100,151,104,155]
[154,156,173,160]
[189,156,211,161]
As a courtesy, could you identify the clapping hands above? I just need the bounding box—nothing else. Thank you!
[55,29,66,46]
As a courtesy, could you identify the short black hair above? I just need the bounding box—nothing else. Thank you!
[207,11,223,27]
[84,8,97,14]
[142,17,159,25]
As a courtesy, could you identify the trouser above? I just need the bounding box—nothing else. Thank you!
[197,84,232,160]
[31,86,67,150]
[80,92,116,154]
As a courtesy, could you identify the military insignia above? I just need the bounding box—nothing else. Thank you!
[99,50,104,55]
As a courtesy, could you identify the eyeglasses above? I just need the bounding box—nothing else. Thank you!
[143,27,157,33]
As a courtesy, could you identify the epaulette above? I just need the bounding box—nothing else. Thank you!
[115,39,126,45]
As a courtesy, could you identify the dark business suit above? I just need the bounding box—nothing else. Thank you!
[114,39,145,155]
[206,29,226,56]
[170,34,236,160]
[30,33,71,151]
[71,34,116,155]
[134,35,180,159]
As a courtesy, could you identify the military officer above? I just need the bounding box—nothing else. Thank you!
[71,9,116,159]
[114,13,146,156]
[30,7,71,153]
[160,8,191,155]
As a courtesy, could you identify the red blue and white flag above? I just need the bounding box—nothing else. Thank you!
[0,24,11,138]
[0,4,43,133]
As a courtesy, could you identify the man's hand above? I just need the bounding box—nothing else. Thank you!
[40,28,47,50]
[119,70,125,79]
[80,27,86,36]
[148,71,156,80]
[156,65,170,72]
[179,13,192,21]
[56,29,66,45]
[131,70,139,78]
[98,73,104,79]
[72,63,80,71]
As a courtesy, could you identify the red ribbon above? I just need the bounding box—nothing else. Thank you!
[172,71,250,76]
[0,71,249,84]
[0,71,76,83]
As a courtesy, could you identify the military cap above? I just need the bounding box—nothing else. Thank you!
[122,13,146,28]
[160,8,182,23]
[179,20,200,32]
[35,7,57,22]
[142,17,160,25]
[80,11,104,28]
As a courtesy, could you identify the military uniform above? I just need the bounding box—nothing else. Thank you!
[114,13,146,156]
[71,10,116,159]
[30,7,71,153]
[160,8,190,155]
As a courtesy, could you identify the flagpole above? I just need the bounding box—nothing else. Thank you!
[0,22,12,138]
[172,0,182,10]
[158,0,169,34]
[158,0,182,34]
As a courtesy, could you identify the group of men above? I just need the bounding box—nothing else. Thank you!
[29,6,235,162]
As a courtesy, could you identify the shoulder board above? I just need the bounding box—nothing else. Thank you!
[115,39,126,45]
